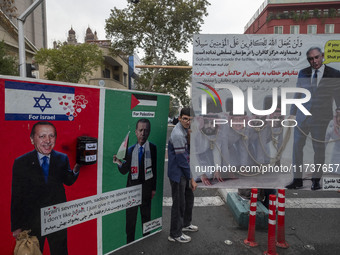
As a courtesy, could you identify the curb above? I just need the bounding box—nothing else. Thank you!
[219,189,269,229]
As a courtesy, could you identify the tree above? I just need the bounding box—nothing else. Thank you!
[0,40,18,76]
[105,0,209,94]
[169,96,181,118]
[137,58,191,106]
[34,43,103,83]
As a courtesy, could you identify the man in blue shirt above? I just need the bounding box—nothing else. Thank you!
[168,107,198,243]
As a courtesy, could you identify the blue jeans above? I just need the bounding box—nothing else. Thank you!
[169,176,194,238]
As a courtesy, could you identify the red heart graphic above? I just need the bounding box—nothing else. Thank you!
[63,95,66,99]
[66,112,70,116]
[59,102,63,105]
[65,102,69,106]
[72,100,76,103]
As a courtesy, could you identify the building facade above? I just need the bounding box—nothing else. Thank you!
[0,0,47,49]
[0,9,38,73]
[49,27,131,89]
[244,0,340,34]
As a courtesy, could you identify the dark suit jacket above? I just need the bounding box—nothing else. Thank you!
[11,150,78,236]
[290,65,340,124]
[118,142,157,200]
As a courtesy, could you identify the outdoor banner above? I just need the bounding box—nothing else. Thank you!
[191,34,340,190]
[0,76,169,255]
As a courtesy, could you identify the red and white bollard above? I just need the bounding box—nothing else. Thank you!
[276,189,289,248]
[244,188,258,247]
[263,194,278,255]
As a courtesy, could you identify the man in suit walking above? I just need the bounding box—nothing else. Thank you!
[113,118,157,243]
[11,121,81,255]
[286,46,340,190]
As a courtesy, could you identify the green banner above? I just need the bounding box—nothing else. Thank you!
[102,90,169,253]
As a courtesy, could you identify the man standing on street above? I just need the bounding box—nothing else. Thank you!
[168,107,198,243]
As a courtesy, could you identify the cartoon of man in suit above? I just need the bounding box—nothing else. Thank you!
[286,46,340,190]
[11,121,81,255]
[113,118,157,243]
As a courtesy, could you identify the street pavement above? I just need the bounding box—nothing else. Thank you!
[111,126,340,255]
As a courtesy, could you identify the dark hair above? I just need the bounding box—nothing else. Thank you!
[306,46,322,56]
[30,121,57,138]
[180,107,191,117]
[136,118,151,130]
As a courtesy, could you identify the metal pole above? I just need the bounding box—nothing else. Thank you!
[17,0,44,77]
[18,19,26,77]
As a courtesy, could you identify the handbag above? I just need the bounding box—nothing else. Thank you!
[14,230,42,255]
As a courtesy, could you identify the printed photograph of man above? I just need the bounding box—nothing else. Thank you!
[192,115,225,185]
[325,107,340,175]
[113,118,157,244]
[287,46,340,190]
[11,121,81,255]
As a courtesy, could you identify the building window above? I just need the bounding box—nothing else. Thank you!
[274,26,283,34]
[290,25,300,34]
[123,73,127,86]
[307,25,317,34]
[325,24,334,34]
[103,68,110,78]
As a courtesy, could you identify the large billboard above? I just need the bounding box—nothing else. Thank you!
[191,34,340,190]
[0,76,169,254]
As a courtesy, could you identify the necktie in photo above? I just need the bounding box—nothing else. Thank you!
[312,70,318,87]
[138,146,143,166]
[42,156,49,183]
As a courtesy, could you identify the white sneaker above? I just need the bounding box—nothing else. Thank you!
[182,224,198,232]
[168,233,191,243]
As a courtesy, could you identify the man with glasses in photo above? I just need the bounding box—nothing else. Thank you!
[168,107,198,243]
[286,46,340,190]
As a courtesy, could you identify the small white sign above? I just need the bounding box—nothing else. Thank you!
[323,177,340,190]
[143,217,162,234]
[85,154,96,162]
[132,111,155,118]
[85,143,97,150]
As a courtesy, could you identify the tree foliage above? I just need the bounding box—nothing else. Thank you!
[0,40,18,76]
[105,0,209,101]
[34,43,103,83]
[137,58,191,107]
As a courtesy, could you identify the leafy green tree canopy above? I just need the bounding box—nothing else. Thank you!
[105,0,209,106]
[34,43,103,83]
[105,0,209,59]
[105,0,209,79]
[137,58,191,106]
[0,40,18,76]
